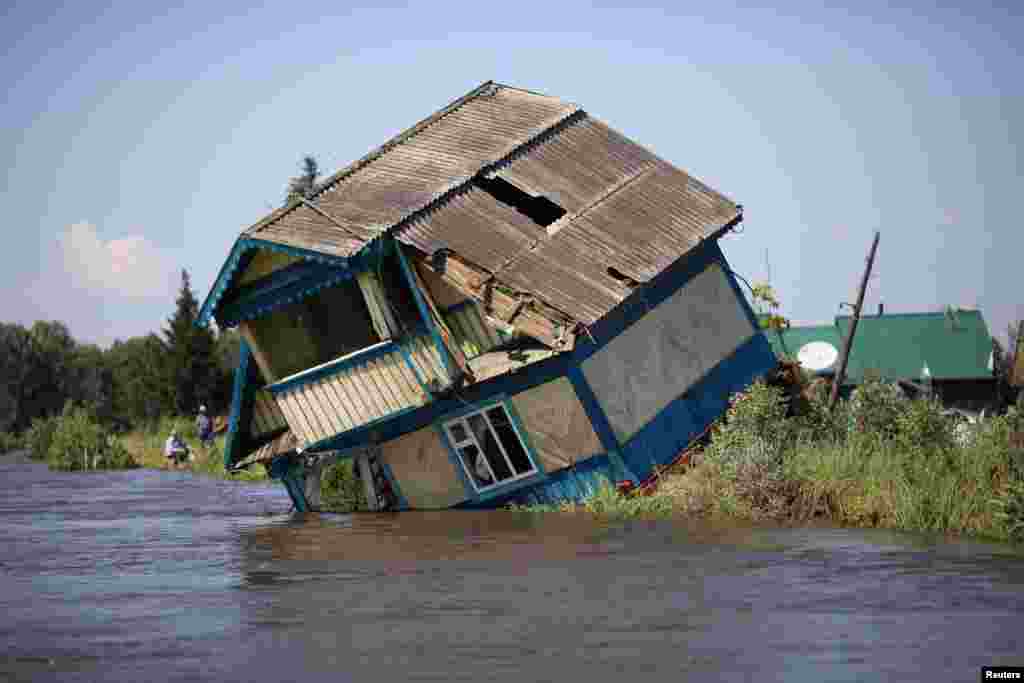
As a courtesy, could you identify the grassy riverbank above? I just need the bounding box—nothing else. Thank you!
[118,416,269,482]
[20,407,268,481]
[517,381,1024,544]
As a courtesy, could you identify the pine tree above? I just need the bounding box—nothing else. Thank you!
[285,155,319,205]
[164,269,218,416]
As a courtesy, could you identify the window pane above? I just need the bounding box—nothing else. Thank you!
[458,444,493,488]
[486,407,533,475]
[448,422,468,443]
[467,413,512,481]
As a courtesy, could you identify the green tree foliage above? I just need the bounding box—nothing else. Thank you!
[46,402,138,471]
[163,269,219,416]
[107,334,172,426]
[23,321,75,421]
[284,155,319,205]
[0,323,36,432]
[750,282,790,331]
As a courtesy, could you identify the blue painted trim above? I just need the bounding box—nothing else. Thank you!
[455,454,615,509]
[619,331,777,480]
[302,349,577,455]
[267,340,401,395]
[565,365,621,455]
[302,405,422,455]
[568,238,720,365]
[434,396,549,504]
[395,241,455,381]
[439,299,476,316]
[223,340,252,469]
[197,238,249,329]
[378,458,409,511]
[218,262,356,327]
[711,240,764,336]
[396,341,430,394]
[434,422,477,496]
[268,454,308,512]
[197,237,358,329]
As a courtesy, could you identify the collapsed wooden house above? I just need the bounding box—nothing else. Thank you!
[197,81,778,511]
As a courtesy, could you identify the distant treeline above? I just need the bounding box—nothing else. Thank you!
[0,270,239,435]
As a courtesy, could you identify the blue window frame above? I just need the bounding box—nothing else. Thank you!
[440,400,544,498]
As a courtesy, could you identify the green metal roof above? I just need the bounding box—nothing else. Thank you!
[768,309,994,384]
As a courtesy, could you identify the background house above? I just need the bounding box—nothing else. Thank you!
[768,307,997,412]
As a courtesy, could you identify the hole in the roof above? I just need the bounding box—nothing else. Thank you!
[606,266,639,288]
[475,176,566,227]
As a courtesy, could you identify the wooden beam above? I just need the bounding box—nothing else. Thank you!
[238,322,278,384]
[829,231,880,409]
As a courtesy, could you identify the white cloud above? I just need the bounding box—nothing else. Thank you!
[61,221,176,299]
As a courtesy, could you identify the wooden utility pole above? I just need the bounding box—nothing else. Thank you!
[829,231,881,410]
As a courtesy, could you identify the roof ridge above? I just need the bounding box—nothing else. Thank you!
[836,310,983,321]
[245,80,501,237]
[309,80,502,200]
[244,80,571,239]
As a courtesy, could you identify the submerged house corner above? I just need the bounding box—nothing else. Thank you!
[196,81,778,512]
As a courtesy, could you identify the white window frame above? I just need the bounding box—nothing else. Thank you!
[443,403,537,494]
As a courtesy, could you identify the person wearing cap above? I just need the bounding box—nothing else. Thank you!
[196,405,213,448]
[164,429,189,469]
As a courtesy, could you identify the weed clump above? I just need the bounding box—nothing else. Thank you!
[320,460,366,513]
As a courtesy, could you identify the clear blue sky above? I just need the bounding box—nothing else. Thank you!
[2,1,1021,347]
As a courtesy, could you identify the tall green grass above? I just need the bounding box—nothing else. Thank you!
[516,378,1024,543]
[121,415,268,482]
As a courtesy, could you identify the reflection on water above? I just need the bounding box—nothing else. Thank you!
[2,454,1023,682]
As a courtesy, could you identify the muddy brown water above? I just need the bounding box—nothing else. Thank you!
[2,451,1023,682]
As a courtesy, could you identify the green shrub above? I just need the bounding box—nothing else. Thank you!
[791,388,850,445]
[0,431,23,453]
[320,459,366,512]
[47,404,139,471]
[703,381,790,476]
[25,416,59,461]
[849,379,904,439]
[993,478,1024,543]
[894,398,956,457]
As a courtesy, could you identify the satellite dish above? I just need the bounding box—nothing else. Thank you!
[797,341,839,372]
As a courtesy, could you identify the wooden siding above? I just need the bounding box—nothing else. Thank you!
[273,335,448,447]
[250,389,287,438]
[442,302,504,360]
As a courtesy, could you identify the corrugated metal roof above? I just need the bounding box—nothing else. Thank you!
[836,310,993,382]
[394,117,739,324]
[245,82,577,257]
[236,80,740,328]
[769,310,995,383]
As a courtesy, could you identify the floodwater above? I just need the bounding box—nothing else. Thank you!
[2,453,1023,682]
